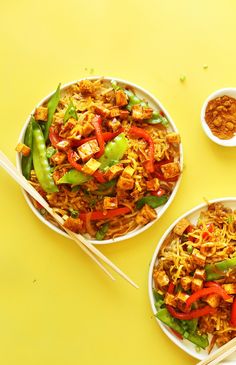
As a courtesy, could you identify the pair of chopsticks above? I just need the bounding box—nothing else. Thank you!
[196,336,236,365]
[0,150,138,289]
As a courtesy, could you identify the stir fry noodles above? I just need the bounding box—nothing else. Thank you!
[18,79,181,240]
[153,202,236,352]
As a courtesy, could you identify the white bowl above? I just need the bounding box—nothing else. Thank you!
[16,76,183,244]
[200,87,236,147]
[148,197,236,363]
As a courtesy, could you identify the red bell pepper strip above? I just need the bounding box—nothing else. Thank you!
[167,304,216,320]
[186,286,231,309]
[171,329,183,340]
[79,207,131,221]
[67,149,83,171]
[92,115,105,158]
[129,126,155,173]
[167,282,175,294]
[67,149,106,183]
[49,127,62,148]
[230,297,236,327]
[93,170,106,183]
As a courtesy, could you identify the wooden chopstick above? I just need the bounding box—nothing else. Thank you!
[196,336,236,365]
[0,150,139,288]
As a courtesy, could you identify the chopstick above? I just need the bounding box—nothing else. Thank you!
[0,150,139,288]
[196,336,236,365]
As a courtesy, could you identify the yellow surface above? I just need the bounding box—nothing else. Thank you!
[1,1,236,364]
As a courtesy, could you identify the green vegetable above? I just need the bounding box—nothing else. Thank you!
[111,80,121,91]
[21,117,34,179]
[97,179,117,191]
[96,223,109,240]
[64,99,78,123]
[46,146,56,158]
[136,195,168,210]
[146,113,169,126]
[69,208,79,218]
[156,308,184,336]
[187,244,193,254]
[125,89,144,111]
[180,74,186,82]
[205,257,236,281]
[57,169,91,185]
[98,133,128,171]
[156,308,208,349]
[44,83,61,141]
[153,290,164,311]
[185,333,208,350]
[32,121,58,193]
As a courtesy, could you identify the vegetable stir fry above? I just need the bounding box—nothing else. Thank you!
[153,202,236,352]
[18,78,181,240]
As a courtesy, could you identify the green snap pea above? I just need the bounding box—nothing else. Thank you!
[136,195,168,210]
[98,133,128,171]
[32,121,58,193]
[44,83,61,141]
[21,117,34,179]
[205,257,236,281]
[57,169,91,185]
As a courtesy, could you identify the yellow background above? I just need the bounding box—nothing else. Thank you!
[1,1,236,364]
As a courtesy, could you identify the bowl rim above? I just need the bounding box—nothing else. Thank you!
[200,87,236,147]
[148,196,236,362]
[16,76,183,244]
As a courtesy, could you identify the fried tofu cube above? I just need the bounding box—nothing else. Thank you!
[166,133,181,144]
[103,197,118,210]
[119,110,130,120]
[79,79,95,95]
[82,158,101,175]
[56,140,70,150]
[135,204,157,225]
[117,176,134,190]
[164,293,177,307]
[115,89,128,107]
[191,248,206,267]
[175,292,190,312]
[191,278,203,292]
[146,178,160,191]
[34,106,48,121]
[105,164,124,181]
[61,118,77,133]
[161,162,180,179]
[108,118,121,132]
[110,107,120,118]
[15,143,31,156]
[51,151,67,165]
[222,284,236,295]
[63,217,84,233]
[153,269,169,288]
[180,276,192,291]
[204,294,221,308]
[132,105,153,120]
[173,218,191,236]
[94,105,110,118]
[82,122,94,136]
[194,268,206,281]
[77,140,100,161]
[122,166,135,179]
